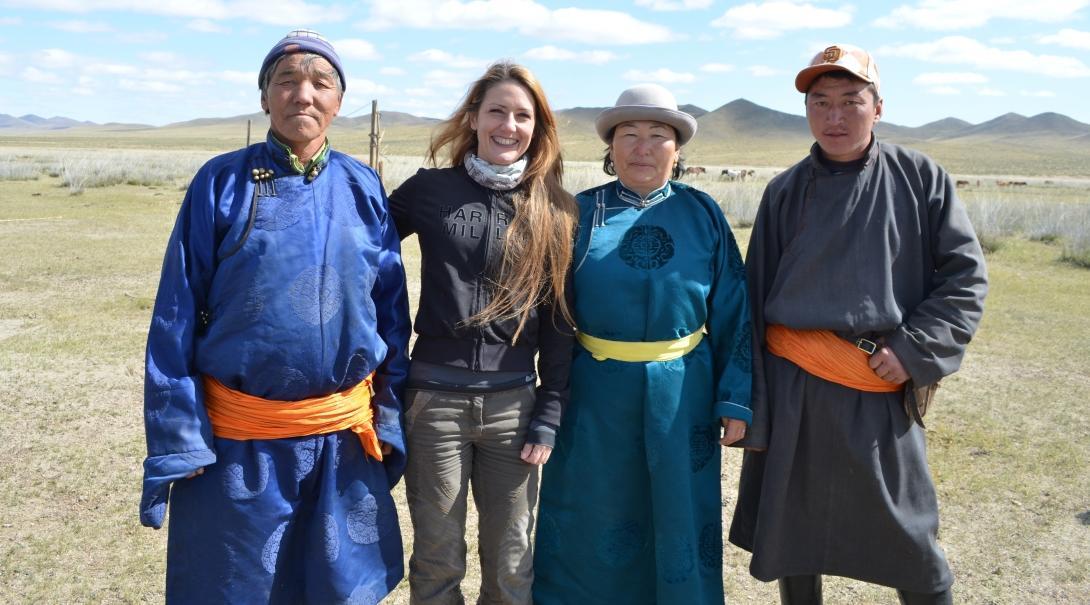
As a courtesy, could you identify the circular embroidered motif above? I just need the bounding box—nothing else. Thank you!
[347,585,380,605]
[261,521,288,574]
[293,440,317,482]
[254,195,306,231]
[689,423,718,473]
[699,522,723,570]
[322,513,340,563]
[347,494,380,544]
[726,229,745,279]
[223,452,271,500]
[596,520,646,568]
[656,535,695,584]
[732,322,753,373]
[619,225,675,270]
[290,264,344,325]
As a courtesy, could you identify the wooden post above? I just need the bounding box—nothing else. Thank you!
[369,100,381,178]
[246,119,251,147]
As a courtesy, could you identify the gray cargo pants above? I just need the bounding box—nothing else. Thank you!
[404,384,539,605]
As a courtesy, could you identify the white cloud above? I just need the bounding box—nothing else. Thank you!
[392,96,452,118]
[622,68,695,84]
[218,70,254,85]
[2,0,344,26]
[142,68,206,83]
[927,86,960,95]
[187,19,228,33]
[344,78,392,96]
[1020,89,1056,97]
[334,39,380,61]
[360,1,675,45]
[913,72,988,85]
[37,49,79,69]
[422,68,475,90]
[711,2,852,40]
[84,62,139,76]
[874,0,1089,30]
[409,49,482,69]
[22,67,63,84]
[1039,28,1090,50]
[700,63,735,73]
[748,65,782,77]
[524,45,618,65]
[380,67,405,76]
[72,77,96,95]
[977,87,1006,96]
[404,87,436,96]
[120,78,184,93]
[525,46,575,60]
[520,6,679,45]
[635,0,713,11]
[48,20,112,32]
[7,0,229,18]
[117,31,168,44]
[0,52,13,76]
[878,36,1090,78]
[140,51,183,64]
[0,17,22,25]
[989,36,1015,45]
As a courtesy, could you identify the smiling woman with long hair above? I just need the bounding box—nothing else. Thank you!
[388,61,576,604]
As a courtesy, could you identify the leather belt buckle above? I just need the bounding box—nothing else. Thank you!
[855,337,878,355]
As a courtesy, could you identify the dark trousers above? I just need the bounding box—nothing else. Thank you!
[778,575,953,605]
[403,385,538,605]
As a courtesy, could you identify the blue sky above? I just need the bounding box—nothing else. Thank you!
[1,0,1089,127]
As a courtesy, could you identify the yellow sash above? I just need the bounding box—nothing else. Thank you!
[202,373,383,461]
[577,330,704,362]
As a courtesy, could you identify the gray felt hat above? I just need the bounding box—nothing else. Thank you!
[594,83,697,146]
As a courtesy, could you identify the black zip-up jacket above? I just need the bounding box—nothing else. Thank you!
[389,165,574,445]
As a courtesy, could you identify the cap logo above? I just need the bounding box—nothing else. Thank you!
[822,46,842,63]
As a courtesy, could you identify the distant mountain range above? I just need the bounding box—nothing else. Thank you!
[5,100,1089,143]
[4,100,1090,175]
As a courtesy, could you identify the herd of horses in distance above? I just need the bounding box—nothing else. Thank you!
[683,166,1031,188]
[684,166,757,181]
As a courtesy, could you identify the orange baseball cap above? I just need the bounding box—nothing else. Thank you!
[795,44,880,94]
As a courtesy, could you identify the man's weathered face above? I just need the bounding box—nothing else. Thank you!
[805,75,882,162]
[261,53,342,152]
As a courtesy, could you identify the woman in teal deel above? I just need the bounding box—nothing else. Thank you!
[533,84,753,604]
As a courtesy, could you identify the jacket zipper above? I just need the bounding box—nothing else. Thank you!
[472,191,496,372]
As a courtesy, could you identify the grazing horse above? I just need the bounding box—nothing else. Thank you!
[721,168,755,182]
[684,166,707,175]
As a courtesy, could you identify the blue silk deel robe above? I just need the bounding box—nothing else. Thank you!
[534,181,752,604]
[140,133,410,604]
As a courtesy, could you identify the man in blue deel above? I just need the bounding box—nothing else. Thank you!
[139,29,410,604]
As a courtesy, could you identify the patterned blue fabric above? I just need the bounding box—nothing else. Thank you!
[141,132,410,603]
[534,181,751,604]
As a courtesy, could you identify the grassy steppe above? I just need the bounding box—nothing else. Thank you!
[1,169,1088,603]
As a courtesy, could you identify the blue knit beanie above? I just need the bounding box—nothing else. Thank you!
[258,29,345,91]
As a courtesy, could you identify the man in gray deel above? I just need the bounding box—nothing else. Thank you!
[729,43,988,605]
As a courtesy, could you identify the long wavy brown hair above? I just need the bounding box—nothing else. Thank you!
[428,61,576,342]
